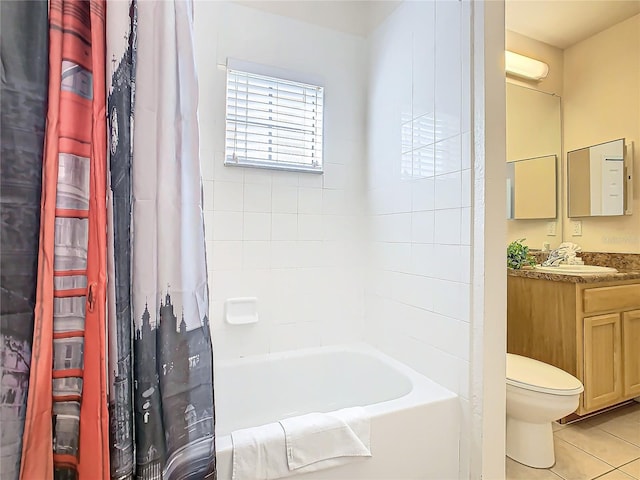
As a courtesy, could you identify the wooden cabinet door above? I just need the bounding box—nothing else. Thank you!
[584,313,622,411]
[623,310,640,397]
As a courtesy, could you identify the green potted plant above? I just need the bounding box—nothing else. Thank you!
[507,239,536,269]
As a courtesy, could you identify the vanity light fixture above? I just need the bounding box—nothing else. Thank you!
[505,50,549,81]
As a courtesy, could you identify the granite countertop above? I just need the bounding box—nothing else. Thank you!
[509,251,640,283]
[507,267,640,284]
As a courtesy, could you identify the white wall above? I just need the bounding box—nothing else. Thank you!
[364,1,473,477]
[562,14,640,253]
[194,2,368,360]
[471,2,507,478]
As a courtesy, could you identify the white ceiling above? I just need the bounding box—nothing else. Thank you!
[506,0,640,49]
[233,1,401,37]
[232,0,640,48]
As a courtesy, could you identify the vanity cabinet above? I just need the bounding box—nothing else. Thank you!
[583,313,622,411]
[623,310,640,397]
[508,276,640,416]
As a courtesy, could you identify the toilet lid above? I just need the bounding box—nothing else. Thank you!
[506,353,584,395]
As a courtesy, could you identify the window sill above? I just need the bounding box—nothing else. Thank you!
[224,159,324,175]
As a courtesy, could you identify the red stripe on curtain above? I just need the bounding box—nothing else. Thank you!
[53,331,85,340]
[20,1,109,479]
[52,369,84,379]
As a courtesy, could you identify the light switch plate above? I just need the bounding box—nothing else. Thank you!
[546,221,557,236]
[571,220,582,236]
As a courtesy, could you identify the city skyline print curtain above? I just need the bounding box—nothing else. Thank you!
[106,2,137,479]
[0,2,48,480]
[4,1,216,478]
[131,1,216,478]
[20,1,111,479]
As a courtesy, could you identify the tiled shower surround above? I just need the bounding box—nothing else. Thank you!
[196,1,368,359]
[364,4,472,477]
[365,0,471,401]
[195,1,473,477]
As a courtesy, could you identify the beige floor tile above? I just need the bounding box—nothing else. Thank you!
[550,438,614,480]
[554,422,640,467]
[595,417,640,447]
[589,404,640,428]
[554,421,570,432]
[595,470,635,479]
[620,459,640,479]
[619,404,640,423]
[506,457,563,480]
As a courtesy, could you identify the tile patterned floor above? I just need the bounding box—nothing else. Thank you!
[507,402,640,480]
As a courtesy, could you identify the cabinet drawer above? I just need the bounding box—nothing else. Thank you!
[583,284,640,314]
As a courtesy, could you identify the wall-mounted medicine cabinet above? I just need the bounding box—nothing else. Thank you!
[567,138,634,218]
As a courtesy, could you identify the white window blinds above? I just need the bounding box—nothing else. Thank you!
[225,69,324,173]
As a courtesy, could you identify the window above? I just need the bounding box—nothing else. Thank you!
[225,68,324,173]
[64,345,73,369]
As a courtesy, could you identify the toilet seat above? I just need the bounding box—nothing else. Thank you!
[507,353,584,396]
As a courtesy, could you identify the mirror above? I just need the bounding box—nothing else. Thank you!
[507,3,639,253]
[567,138,627,217]
[507,155,557,219]
[506,83,562,248]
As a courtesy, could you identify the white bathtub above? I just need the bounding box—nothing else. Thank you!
[214,344,460,480]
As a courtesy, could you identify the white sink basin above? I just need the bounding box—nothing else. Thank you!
[534,264,618,275]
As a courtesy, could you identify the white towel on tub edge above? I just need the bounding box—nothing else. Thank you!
[280,406,371,470]
[231,407,371,480]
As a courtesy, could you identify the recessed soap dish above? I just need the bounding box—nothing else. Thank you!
[224,297,259,325]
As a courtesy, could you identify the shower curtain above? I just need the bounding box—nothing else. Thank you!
[20,1,110,479]
[131,1,216,478]
[106,2,137,479]
[13,1,215,478]
[0,2,48,480]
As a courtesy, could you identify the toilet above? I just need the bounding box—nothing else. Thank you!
[506,353,584,468]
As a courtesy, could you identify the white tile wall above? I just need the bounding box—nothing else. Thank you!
[194,1,366,361]
[196,2,475,475]
[272,186,298,214]
[366,2,472,476]
[212,212,243,241]
[213,181,243,211]
[435,208,462,245]
[298,187,323,214]
[271,214,297,241]
[243,184,271,213]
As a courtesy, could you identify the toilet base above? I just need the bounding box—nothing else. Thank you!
[506,416,555,468]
